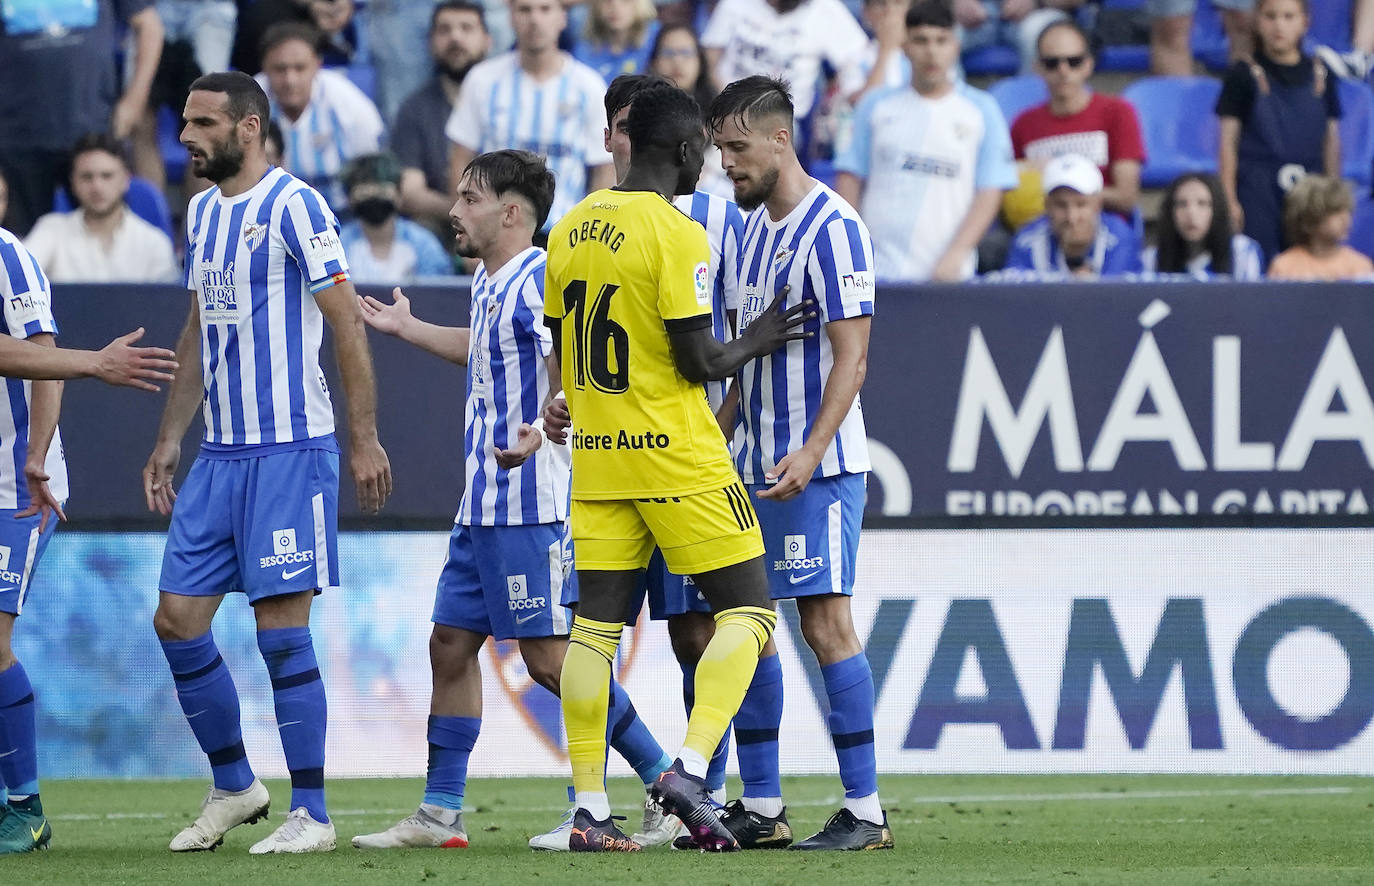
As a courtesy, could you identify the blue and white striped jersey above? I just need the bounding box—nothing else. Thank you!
[674,190,746,412]
[445,52,611,227]
[184,167,349,449]
[0,228,66,508]
[457,246,568,527]
[255,68,385,210]
[733,182,875,483]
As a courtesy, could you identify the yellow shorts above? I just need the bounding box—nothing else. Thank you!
[571,481,765,575]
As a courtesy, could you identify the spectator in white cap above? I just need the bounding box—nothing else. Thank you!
[1004,152,1141,277]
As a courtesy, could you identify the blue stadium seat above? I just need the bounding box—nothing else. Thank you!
[157,105,188,183]
[1350,185,1374,260]
[345,63,378,102]
[1338,78,1374,187]
[1307,0,1352,53]
[1121,76,1222,187]
[53,177,174,238]
[987,75,1048,127]
[1098,45,1151,72]
[1190,1,1231,71]
[962,44,1019,77]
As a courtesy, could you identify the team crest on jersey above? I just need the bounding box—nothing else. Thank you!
[773,245,793,267]
[243,222,270,252]
[487,624,644,758]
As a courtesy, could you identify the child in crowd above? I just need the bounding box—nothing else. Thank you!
[1268,175,1374,280]
[573,0,659,83]
[1144,172,1264,279]
[1216,0,1341,265]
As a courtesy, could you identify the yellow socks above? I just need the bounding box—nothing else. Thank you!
[682,606,777,764]
[561,616,624,796]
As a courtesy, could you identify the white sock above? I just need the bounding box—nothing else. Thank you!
[420,802,461,826]
[677,748,709,779]
[576,791,611,821]
[710,788,727,806]
[742,796,783,818]
[844,792,884,825]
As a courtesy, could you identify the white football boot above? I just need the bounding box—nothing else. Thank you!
[248,807,337,854]
[169,779,271,852]
[351,805,468,849]
[631,791,686,847]
[527,805,574,851]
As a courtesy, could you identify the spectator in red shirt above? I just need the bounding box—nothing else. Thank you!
[1010,20,1145,218]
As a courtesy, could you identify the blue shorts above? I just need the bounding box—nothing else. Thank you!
[634,549,712,621]
[0,507,60,616]
[159,445,340,602]
[749,473,865,600]
[432,522,574,640]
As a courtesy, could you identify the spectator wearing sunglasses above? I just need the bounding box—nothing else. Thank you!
[1010,20,1144,219]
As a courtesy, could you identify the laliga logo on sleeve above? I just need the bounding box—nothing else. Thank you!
[694,262,710,306]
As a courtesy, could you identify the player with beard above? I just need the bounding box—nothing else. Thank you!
[709,75,892,851]
[394,1,493,232]
[350,149,673,851]
[543,84,813,852]
[144,70,392,855]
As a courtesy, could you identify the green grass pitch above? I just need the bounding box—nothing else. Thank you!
[4,774,1373,884]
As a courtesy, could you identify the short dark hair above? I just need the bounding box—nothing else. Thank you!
[604,73,674,127]
[260,21,323,65]
[707,75,794,135]
[70,132,128,168]
[431,0,487,34]
[343,152,402,192]
[906,0,955,30]
[188,71,272,144]
[626,84,703,154]
[462,149,556,230]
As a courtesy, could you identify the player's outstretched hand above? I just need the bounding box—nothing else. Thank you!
[142,440,182,515]
[17,464,65,532]
[542,396,570,445]
[495,423,543,469]
[97,328,178,391]
[351,437,393,514]
[358,287,413,337]
[756,446,823,501]
[740,285,817,358]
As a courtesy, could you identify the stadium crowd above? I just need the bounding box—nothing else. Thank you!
[3,0,1374,284]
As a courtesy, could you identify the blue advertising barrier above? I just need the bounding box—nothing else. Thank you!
[47,281,1374,525]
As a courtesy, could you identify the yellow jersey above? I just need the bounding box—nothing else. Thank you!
[545,188,739,500]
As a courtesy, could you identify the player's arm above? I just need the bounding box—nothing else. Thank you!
[714,379,739,439]
[143,294,205,514]
[0,329,173,386]
[667,286,814,383]
[757,315,869,500]
[931,187,1003,282]
[359,287,471,365]
[317,280,393,514]
[18,335,64,530]
[111,5,163,138]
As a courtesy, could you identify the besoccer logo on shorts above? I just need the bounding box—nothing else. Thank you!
[0,544,18,585]
[259,527,314,568]
[507,574,546,612]
[774,533,824,571]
